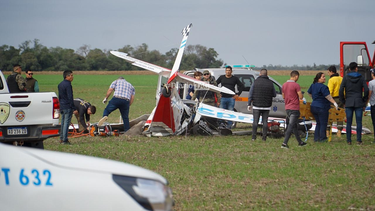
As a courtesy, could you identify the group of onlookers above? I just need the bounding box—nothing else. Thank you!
[248,62,372,148]
[307,62,369,146]
[6,64,39,93]
[187,66,244,129]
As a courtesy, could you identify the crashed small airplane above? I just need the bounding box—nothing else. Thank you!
[110,23,254,136]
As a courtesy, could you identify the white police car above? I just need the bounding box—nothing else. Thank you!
[0,143,173,211]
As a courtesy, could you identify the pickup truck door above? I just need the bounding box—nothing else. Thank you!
[340,42,372,82]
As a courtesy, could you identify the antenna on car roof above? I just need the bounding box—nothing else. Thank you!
[242,55,250,65]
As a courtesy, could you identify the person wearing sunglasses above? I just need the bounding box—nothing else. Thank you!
[192,70,220,107]
[25,70,39,92]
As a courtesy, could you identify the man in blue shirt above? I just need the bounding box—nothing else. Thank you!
[58,70,74,145]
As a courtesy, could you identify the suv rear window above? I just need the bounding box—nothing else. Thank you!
[236,74,255,92]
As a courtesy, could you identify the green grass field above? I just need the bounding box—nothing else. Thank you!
[33,72,375,210]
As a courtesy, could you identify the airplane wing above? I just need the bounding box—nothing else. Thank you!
[176,72,235,95]
[110,52,234,95]
[196,103,253,123]
[110,51,171,77]
[196,103,287,125]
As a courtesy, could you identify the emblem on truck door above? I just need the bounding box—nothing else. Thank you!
[15,110,25,122]
[0,102,10,124]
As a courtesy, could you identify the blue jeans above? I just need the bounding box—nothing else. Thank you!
[283,110,302,145]
[252,109,270,140]
[220,97,235,129]
[345,107,363,143]
[60,109,73,142]
[103,97,130,132]
[311,106,329,142]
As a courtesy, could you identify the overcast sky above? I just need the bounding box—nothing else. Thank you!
[1,0,374,67]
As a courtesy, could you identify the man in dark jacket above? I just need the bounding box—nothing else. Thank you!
[6,64,26,93]
[248,69,276,141]
[58,70,74,145]
[73,98,96,133]
[339,62,369,145]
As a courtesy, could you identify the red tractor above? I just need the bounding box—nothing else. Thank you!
[340,41,375,82]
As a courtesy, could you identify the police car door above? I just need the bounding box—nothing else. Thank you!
[269,78,286,118]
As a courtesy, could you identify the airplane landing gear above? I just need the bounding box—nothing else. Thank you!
[161,85,171,98]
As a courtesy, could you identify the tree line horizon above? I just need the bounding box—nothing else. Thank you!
[0,39,337,72]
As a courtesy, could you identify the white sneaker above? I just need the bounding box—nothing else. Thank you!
[98,116,108,126]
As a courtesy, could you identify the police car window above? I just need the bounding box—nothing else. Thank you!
[236,75,254,92]
[273,82,281,94]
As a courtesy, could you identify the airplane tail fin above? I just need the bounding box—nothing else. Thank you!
[151,93,175,133]
[167,23,192,84]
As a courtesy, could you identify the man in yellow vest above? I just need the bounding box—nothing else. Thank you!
[327,65,343,136]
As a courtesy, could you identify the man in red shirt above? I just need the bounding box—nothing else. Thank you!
[281,70,307,149]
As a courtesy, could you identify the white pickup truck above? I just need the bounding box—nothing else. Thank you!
[0,71,60,149]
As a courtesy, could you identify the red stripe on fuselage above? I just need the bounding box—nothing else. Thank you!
[152,95,175,132]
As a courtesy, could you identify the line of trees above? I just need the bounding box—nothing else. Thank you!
[0,39,224,72]
[0,39,336,72]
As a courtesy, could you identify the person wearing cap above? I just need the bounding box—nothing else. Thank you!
[192,70,220,107]
[216,66,244,129]
[339,62,369,145]
[25,70,39,92]
[367,68,375,143]
[99,76,135,132]
[327,65,343,136]
[187,71,202,100]
[6,64,26,93]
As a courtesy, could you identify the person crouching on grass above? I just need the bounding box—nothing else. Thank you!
[73,98,96,133]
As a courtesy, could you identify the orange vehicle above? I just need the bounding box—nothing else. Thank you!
[340,41,375,82]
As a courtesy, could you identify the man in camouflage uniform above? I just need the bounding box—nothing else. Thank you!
[7,64,26,93]
[192,70,221,129]
[192,70,221,106]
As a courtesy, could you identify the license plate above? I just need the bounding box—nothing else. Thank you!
[7,127,28,135]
